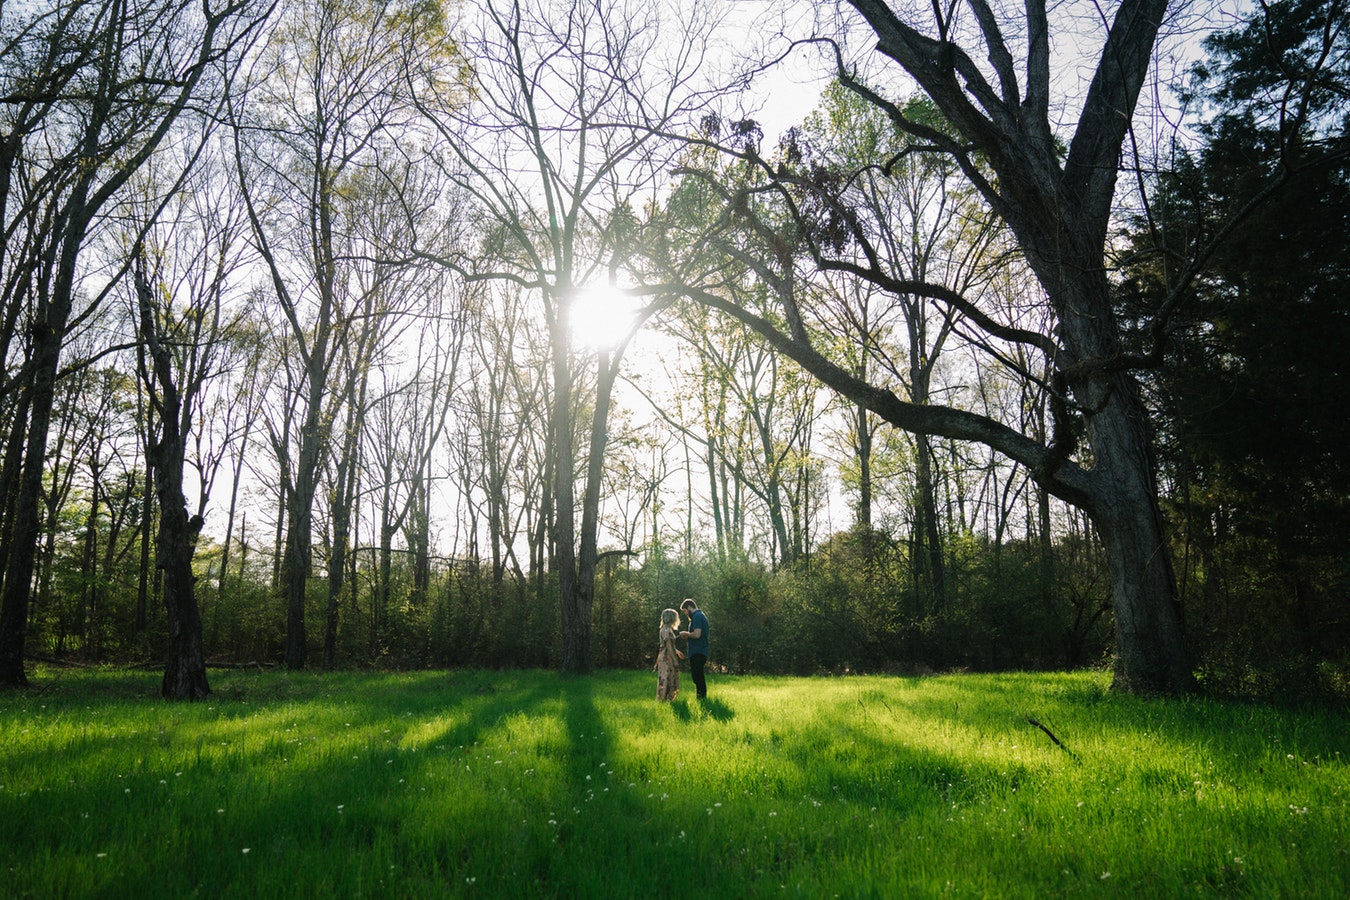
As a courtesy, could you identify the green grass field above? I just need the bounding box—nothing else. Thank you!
[1,666,1346,898]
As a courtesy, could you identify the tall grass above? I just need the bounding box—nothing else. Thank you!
[1,667,1346,898]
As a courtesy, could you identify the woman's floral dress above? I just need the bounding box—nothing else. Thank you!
[656,624,680,701]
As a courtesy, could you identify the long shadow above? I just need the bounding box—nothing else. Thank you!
[697,696,734,722]
[666,695,733,723]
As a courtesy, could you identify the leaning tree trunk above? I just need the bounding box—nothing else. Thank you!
[1077,369,1191,694]
[843,0,1194,694]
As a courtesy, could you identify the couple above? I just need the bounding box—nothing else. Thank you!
[655,599,709,703]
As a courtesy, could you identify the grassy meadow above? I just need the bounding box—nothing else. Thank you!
[1,666,1346,898]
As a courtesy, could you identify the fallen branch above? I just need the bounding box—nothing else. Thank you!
[1026,716,1078,759]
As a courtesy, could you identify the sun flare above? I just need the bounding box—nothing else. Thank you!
[568,284,636,351]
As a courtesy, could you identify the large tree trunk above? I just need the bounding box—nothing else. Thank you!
[0,186,90,687]
[282,379,327,670]
[914,432,946,615]
[837,0,1192,694]
[282,485,313,669]
[574,349,622,674]
[0,334,61,687]
[553,312,585,674]
[325,391,363,670]
[153,441,211,701]
[137,251,210,701]
[1075,364,1190,693]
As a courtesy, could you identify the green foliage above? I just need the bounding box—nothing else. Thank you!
[3,668,1346,897]
[665,529,1113,679]
[1119,0,1350,702]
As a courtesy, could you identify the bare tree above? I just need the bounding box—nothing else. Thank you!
[416,0,725,672]
[800,86,1006,611]
[646,0,1200,693]
[0,0,267,688]
[126,126,256,698]
[231,0,456,669]
[455,282,548,593]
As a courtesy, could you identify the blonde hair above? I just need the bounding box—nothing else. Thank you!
[660,608,679,629]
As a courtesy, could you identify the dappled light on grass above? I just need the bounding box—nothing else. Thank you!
[1,667,1347,897]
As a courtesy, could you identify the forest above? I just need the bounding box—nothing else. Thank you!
[0,0,1345,702]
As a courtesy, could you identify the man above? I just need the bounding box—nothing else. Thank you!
[678,598,710,700]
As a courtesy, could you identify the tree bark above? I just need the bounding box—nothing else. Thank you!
[136,251,210,701]
[836,0,1191,693]
[553,294,585,674]
[152,440,211,701]
[0,0,244,687]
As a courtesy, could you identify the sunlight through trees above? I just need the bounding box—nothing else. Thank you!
[0,0,1344,699]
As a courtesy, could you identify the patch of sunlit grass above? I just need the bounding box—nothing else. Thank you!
[1,666,1346,897]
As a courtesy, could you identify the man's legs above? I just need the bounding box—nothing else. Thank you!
[690,653,707,699]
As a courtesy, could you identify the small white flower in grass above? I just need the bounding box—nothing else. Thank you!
[242,848,251,855]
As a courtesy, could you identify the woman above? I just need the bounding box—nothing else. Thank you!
[654,608,685,701]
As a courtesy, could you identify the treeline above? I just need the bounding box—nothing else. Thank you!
[27,515,1116,677]
[27,465,1350,704]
